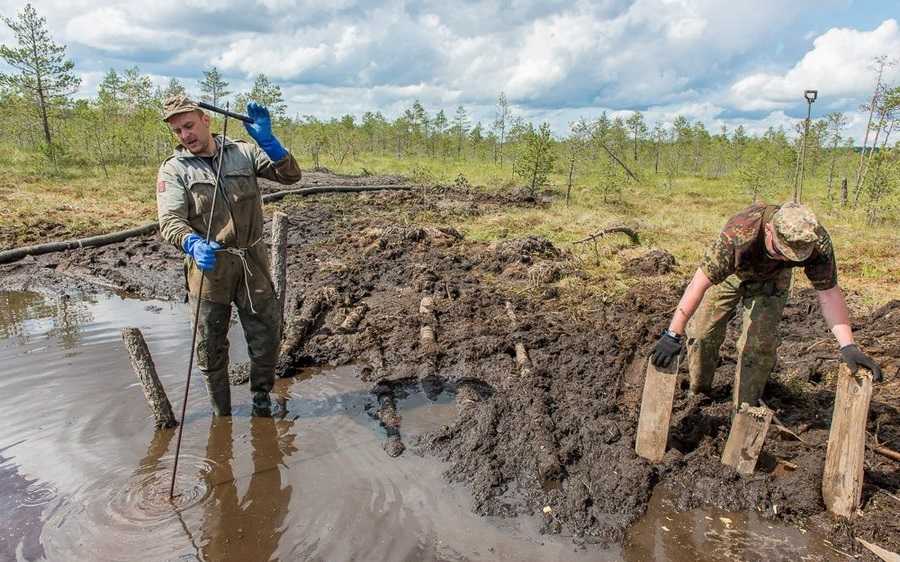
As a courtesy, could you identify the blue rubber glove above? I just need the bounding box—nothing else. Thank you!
[244,101,288,161]
[182,233,221,272]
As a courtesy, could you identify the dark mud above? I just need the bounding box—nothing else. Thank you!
[3,170,897,559]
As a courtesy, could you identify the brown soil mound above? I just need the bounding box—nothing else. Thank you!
[622,249,676,276]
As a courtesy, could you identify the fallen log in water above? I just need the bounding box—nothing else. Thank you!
[121,327,177,429]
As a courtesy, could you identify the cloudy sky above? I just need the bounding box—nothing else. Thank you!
[1,0,898,141]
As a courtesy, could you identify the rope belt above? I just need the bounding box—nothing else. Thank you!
[217,237,263,314]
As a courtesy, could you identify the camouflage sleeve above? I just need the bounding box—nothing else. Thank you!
[699,231,735,285]
[804,227,838,291]
[251,143,302,185]
[156,163,193,250]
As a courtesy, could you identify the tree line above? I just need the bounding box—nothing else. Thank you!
[1,3,897,223]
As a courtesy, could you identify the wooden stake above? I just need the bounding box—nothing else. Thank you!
[270,211,289,327]
[721,403,773,475]
[635,358,678,463]
[121,328,177,429]
[823,365,873,518]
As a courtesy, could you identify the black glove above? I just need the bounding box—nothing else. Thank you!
[840,344,883,382]
[651,330,683,369]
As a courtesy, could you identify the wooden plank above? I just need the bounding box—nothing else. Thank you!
[635,358,678,463]
[822,364,873,518]
[856,538,900,562]
[721,403,773,475]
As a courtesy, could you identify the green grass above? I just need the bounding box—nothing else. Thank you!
[2,147,897,307]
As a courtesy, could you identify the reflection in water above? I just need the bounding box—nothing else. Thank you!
[200,416,297,562]
[0,291,96,348]
[0,446,48,561]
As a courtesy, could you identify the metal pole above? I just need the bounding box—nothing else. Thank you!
[797,100,812,202]
[169,106,231,500]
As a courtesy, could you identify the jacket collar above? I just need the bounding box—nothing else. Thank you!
[172,134,237,159]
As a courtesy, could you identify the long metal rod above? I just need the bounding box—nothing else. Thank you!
[197,101,253,124]
[169,107,231,500]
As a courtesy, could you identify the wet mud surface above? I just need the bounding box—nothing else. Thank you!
[2,170,898,560]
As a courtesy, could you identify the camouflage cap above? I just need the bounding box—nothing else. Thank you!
[771,202,819,262]
[162,94,202,122]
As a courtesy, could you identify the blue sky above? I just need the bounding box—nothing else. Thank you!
[1,0,898,141]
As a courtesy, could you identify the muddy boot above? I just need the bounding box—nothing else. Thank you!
[252,391,272,417]
[206,380,232,417]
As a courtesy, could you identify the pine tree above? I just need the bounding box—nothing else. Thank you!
[514,122,556,196]
[450,105,470,159]
[235,74,286,119]
[198,66,230,107]
[163,78,187,99]
[0,3,80,147]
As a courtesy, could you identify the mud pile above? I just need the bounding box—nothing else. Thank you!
[2,171,897,559]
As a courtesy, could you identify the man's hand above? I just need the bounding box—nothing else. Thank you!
[182,233,221,272]
[651,331,683,369]
[244,101,288,161]
[840,344,883,382]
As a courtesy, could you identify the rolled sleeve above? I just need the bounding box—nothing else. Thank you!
[699,232,735,285]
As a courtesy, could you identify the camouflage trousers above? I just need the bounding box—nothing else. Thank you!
[191,291,282,416]
[686,273,791,408]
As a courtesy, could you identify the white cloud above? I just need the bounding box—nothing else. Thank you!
[729,19,900,111]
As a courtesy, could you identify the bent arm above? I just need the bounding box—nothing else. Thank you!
[816,286,854,347]
[668,268,714,335]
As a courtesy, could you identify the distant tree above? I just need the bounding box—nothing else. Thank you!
[163,78,186,99]
[514,122,556,196]
[824,111,849,200]
[625,111,647,163]
[450,105,470,159]
[493,91,510,165]
[564,118,592,205]
[235,74,286,120]
[0,3,80,147]
[854,56,894,201]
[432,109,448,158]
[198,66,230,107]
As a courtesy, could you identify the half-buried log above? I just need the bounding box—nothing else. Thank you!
[635,357,678,463]
[270,211,289,327]
[823,365,873,518]
[121,328,177,429]
[721,403,773,475]
[337,303,368,334]
[275,287,336,377]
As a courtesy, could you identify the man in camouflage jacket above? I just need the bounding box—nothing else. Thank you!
[156,95,301,416]
[650,202,882,409]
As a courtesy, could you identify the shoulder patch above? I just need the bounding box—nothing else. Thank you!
[157,179,166,193]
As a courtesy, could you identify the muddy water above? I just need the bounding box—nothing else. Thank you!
[0,291,842,562]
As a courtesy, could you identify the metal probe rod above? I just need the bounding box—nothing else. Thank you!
[197,101,254,123]
[169,105,231,500]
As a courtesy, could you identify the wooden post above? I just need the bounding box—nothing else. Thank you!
[121,328,177,429]
[721,403,773,475]
[635,358,678,462]
[823,365,873,518]
[270,211,289,327]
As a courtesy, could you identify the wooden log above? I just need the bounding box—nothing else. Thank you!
[261,184,413,204]
[823,365,873,518]
[856,538,900,562]
[721,403,773,475]
[420,325,438,354]
[0,223,159,265]
[270,211,289,327]
[337,303,368,334]
[635,358,678,463]
[874,445,900,463]
[275,287,335,377]
[121,328,177,429]
[515,342,533,376]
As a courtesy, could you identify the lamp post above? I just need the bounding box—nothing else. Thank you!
[794,89,818,202]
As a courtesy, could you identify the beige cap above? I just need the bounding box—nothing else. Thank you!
[771,202,819,262]
[162,94,202,122]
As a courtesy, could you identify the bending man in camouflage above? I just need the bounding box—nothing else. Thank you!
[156,95,301,416]
[651,202,882,408]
